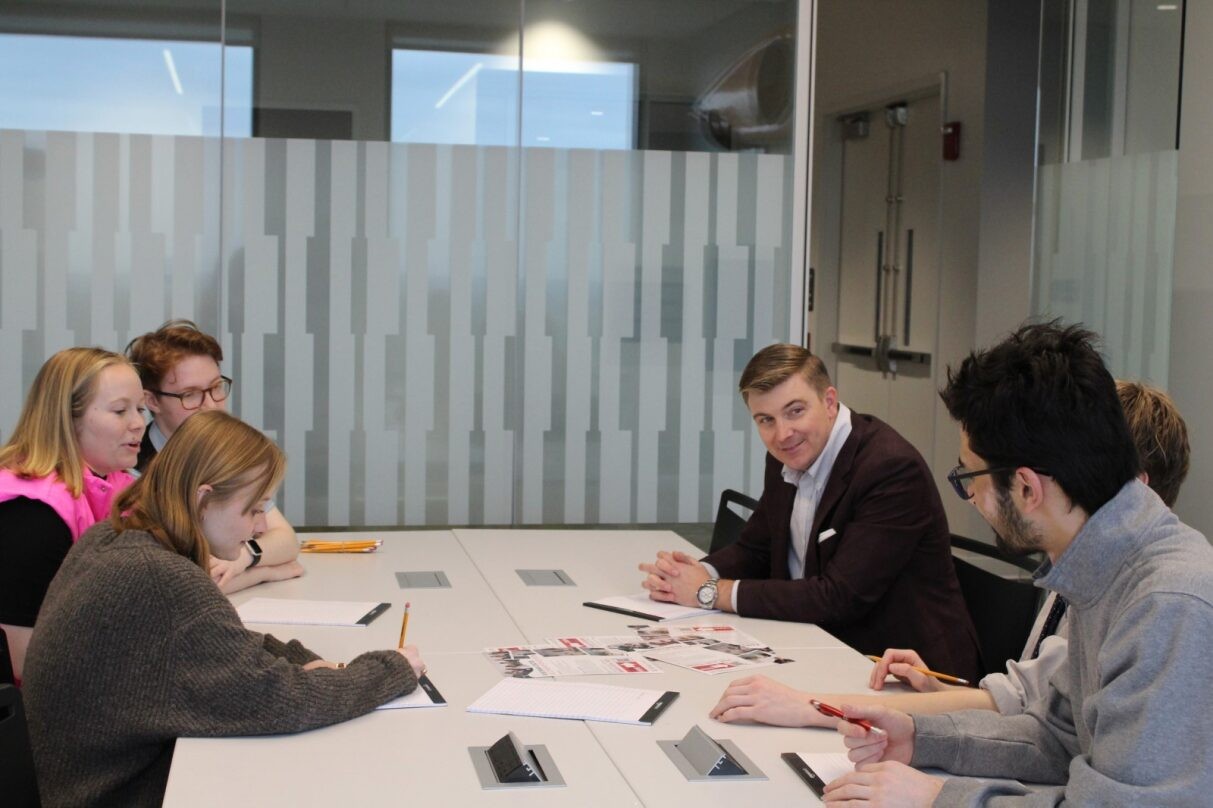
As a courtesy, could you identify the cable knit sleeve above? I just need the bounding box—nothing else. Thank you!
[261,633,322,665]
[151,557,416,738]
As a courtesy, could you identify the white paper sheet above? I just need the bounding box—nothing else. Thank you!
[792,752,949,794]
[235,597,385,627]
[585,593,718,621]
[467,678,675,725]
[376,676,447,710]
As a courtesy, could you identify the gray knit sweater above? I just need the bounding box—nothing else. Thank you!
[23,523,416,808]
[912,480,1213,805]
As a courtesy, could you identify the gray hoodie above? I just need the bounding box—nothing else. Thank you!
[913,480,1213,806]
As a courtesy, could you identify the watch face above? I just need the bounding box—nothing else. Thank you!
[697,581,716,608]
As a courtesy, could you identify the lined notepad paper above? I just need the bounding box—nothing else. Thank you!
[467,678,676,725]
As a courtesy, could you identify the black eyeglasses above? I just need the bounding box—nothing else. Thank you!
[947,464,1050,501]
[148,376,233,411]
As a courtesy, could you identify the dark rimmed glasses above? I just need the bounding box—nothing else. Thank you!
[148,376,233,410]
[946,464,1050,501]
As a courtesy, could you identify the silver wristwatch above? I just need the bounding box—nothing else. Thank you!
[696,578,719,609]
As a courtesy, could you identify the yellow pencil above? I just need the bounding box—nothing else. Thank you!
[300,540,380,553]
[301,543,378,549]
[866,654,970,686]
[398,602,410,648]
[299,543,378,550]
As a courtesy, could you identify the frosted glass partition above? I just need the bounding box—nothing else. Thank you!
[0,0,801,527]
[1,130,791,525]
[0,128,223,421]
[516,148,789,525]
[1032,150,1177,385]
[1033,0,1182,385]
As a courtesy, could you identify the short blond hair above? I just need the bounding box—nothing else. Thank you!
[738,343,831,402]
[113,411,284,570]
[1117,380,1189,507]
[0,347,134,497]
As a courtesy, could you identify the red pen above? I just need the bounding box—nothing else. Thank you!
[810,699,887,736]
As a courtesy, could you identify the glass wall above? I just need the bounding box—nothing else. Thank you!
[1032,0,1183,385]
[0,0,802,527]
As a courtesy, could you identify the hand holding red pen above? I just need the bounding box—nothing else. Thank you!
[817,702,916,767]
[811,699,887,736]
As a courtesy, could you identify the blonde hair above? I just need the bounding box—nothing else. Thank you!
[0,347,135,497]
[738,343,831,402]
[1117,380,1190,507]
[113,411,285,570]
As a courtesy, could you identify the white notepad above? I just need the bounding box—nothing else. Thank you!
[793,752,949,789]
[377,676,448,710]
[467,677,678,725]
[584,593,718,622]
[236,597,388,627]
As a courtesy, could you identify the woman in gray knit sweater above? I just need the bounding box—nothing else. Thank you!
[23,411,425,808]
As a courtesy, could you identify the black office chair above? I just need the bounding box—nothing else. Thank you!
[950,534,1042,679]
[0,684,41,807]
[709,489,759,554]
[0,626,14,686]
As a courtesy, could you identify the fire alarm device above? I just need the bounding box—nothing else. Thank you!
[942,121,961,161]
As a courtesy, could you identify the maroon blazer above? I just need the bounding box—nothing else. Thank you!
[704,413,980,682]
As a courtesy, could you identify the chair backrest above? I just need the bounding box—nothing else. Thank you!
[0,684,42,807]
[949,535,1043,678]
[709,489,759,554]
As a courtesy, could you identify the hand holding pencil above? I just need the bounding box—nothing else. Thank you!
[395,602,427,680]
[867,649,969,692]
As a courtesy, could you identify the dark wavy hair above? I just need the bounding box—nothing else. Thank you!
[940,321,1138,516]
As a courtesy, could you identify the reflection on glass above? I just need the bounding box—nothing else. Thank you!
[1032,0,1182,385]
[391,50,635,149]
[1037,0,1183,164]
[0,33,249,136]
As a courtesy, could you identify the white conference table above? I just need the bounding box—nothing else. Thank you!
[165,651,644,807]
[453,528,850,650]
[166,529,884,807]
[583,647,888,807]
[226,530,528,656]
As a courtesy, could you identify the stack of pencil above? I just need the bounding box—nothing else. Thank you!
[299,539,382,554]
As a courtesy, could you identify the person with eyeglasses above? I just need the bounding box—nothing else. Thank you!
[815,323,1213,806]
[711,380,1191,731]
[126,320,302,593]
[23,411,426,808]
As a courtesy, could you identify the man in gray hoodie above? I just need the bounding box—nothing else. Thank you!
[821,321,1213,806]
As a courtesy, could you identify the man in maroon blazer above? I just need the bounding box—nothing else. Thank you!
[641,343,980,681]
